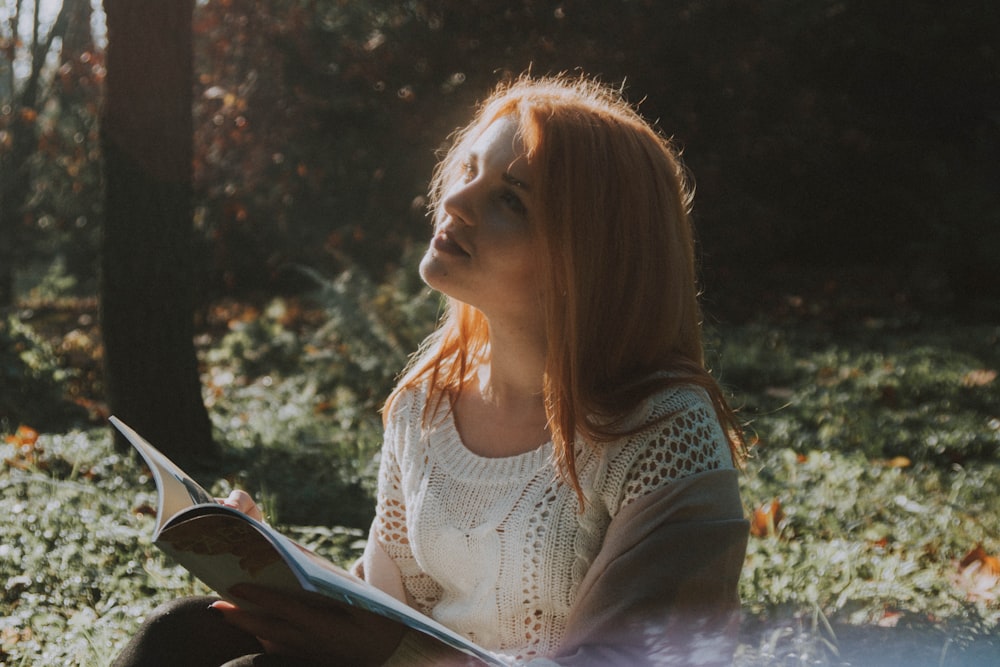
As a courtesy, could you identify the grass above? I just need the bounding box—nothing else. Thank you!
[2,280,999,665]
[723,321,1000,666]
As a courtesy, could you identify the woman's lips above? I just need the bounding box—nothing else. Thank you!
[432,231,470,257]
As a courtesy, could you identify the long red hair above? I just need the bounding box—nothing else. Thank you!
[387,74,746,500]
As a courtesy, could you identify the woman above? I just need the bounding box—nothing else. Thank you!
[113,74,749,667]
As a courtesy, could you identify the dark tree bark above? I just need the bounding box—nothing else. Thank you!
[100,0,216,466]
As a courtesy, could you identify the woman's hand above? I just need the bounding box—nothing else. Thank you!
[211,584,406,665]
[217,489,265,522]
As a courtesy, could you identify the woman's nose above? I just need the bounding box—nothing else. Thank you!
[442,183,475,226]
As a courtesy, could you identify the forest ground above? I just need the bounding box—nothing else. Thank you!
[2,268,999,666]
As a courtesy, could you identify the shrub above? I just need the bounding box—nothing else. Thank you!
[0,314,86,433]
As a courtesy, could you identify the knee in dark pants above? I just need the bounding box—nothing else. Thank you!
[143,595,221,627]
[112,595,264,667]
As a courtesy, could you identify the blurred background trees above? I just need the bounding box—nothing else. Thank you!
[2,0,998,443]
[1,0,100,307]
[4,0,996,310]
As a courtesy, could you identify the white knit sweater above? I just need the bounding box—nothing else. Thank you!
[373,382,734,664]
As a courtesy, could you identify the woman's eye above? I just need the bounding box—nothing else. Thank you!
[461,161,476,183]
[501,190,527,215]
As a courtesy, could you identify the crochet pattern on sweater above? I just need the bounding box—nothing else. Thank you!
[373,383,734,663]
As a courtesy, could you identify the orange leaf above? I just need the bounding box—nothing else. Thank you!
[883,456,911,468]
[750,498,784,538]
[5,425,39,447]
[870,536,890,549]
[16,425,39,445]
[961,544,989,570]
[876,608,903,628]
[954,544,1000,602]
[961,544,1000,576]
[962,369,997,387]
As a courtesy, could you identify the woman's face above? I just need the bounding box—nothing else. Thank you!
[420,116,544,324]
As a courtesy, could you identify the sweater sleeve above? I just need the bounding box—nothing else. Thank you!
[369,389,444,615]
[548,469,749,667]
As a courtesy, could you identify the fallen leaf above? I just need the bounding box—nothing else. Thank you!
[876,608,903,628]
[960,544,1000,575]
[750,498,784,538]
[4,425,43,470]
[953,544,1000,602]
[4,425,39,447]
[881,456,911,468]
[962,369,997,387]
[133,503,157,517]
[0,624,33,649]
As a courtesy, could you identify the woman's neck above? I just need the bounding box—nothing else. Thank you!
[453,315,550,457]
[481,314,547,404]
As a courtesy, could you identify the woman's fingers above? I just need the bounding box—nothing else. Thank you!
[211,586,405,665]
[217,490,264,522]
[211,601,295,641]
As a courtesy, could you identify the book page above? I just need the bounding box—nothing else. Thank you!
[157,510,309,604]
[110,416,216,535]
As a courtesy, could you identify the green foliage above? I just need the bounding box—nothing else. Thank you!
[1,0,104,298]
[0,427,364,666]
[710,322,1000,463]
[742,449,999,616]
[0,429,195,666]
[717,321,1000,665]
[5,291,999,665]
[199,259,439,527]
[735,447,1000,665]
[0,312,85,432]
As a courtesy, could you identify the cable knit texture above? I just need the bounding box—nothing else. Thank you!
[373,383,734,664]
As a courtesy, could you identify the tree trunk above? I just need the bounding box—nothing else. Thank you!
[100,0,216,467]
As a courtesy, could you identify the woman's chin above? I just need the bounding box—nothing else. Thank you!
[418,252,451,291]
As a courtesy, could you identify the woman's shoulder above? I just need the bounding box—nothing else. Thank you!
[608,380,716,433]
[641,380,715,420]
[384,382,431,430]
[385,381,457,436]
[598,381,734,514]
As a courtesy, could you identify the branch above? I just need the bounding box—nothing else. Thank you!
[21,0,72,109]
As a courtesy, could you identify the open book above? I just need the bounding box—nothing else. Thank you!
[110,416,502,666]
